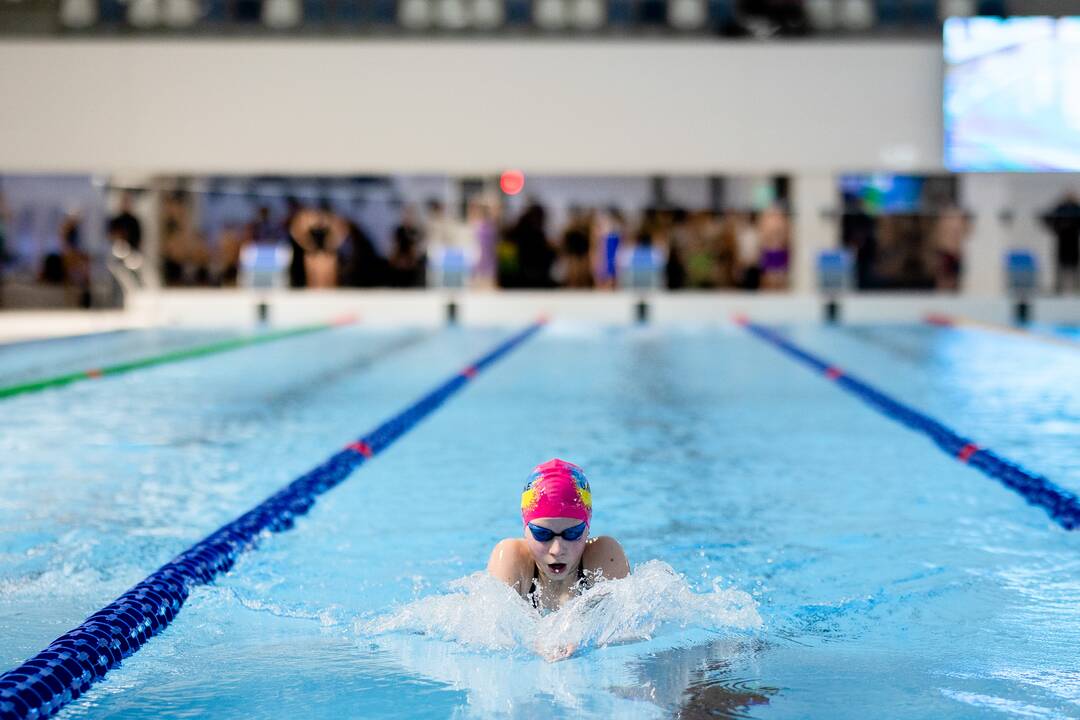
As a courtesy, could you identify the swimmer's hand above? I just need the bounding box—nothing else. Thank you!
[539,642,577,662]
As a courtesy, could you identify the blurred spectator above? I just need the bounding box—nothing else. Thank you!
[713,212,741,288]
[664,208,688,290]
[841,193,878,290]
[248,204,283,247]
[593,207,626,289]
[44,213,91,307]
[496,225,520,288]
[239,206,291,290]
[734,210,761,289]
[340,220,385,287]
[107,191,142,253]
[506,202,555,288]
[288,199,347,289]
[162,191,210,286]
[424,198,473,285]
[468,198,498,288]
[1041,192,1080,294]
[424,199,449,249]
[387,204,425,288]
[284,196,306,288]
[215,223,243,286]
[931,206,970,292]
[424,199,459,254]
[875,214,934,290]
[683,211,721,289]
[560,206,594,288]
[757,205,790,290]
[617,229,666,289]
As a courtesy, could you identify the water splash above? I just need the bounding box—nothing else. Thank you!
[357,560,761,660]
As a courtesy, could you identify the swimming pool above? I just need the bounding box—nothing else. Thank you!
[1,321,1077,719]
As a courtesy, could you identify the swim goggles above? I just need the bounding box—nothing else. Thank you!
[527,521,587,543]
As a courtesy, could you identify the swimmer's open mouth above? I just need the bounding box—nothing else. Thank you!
[548,563,568,574]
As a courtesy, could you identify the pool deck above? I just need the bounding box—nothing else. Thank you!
[1,291,1078,344]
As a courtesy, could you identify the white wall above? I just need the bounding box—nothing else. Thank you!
[0,40,942,175]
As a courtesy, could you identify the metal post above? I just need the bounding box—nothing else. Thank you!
[824,297,840,324]
[635,298,649,324]
[1014,299,1029,325]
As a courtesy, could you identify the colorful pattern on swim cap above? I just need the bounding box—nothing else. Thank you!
[520,458,592,527]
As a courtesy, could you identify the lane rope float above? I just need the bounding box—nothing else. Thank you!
[0,315,358,401]
[925,313,1079,350]
[737,316,1080,531]
[0,320,545,720]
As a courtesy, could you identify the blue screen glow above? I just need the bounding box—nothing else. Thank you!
[944,16,1080,171]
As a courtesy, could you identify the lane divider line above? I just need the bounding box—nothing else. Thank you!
[736,316,1080,531]
[0,320,545,720]
[925,313,1078,350]
[0,315,359,401]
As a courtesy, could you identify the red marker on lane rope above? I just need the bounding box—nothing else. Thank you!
[346,441,374,458]
[331,313,360,327]
[824,367,843,380]
[924,313,955,327]
[957,443,979,463]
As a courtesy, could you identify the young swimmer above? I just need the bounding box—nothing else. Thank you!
[487,459,630,613]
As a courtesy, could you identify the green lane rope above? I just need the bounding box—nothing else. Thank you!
[0,318,355,401]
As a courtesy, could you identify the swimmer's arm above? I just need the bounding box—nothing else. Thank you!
[583,536,630,580]
[486,538,532,596]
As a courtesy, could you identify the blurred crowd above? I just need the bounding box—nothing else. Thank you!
[840,196,970,292]
[158,193,793,291]
[2,183,1078,308]
[839,191,1080,293]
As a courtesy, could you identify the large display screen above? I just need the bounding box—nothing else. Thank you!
[944,16,1080,171]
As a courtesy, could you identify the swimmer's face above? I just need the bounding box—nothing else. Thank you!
[524,517,589,580]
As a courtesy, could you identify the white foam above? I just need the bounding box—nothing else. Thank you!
[357,560,761,661]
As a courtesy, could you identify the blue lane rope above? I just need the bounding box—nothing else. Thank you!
[738,318,1080,531]
[0,321,545,720]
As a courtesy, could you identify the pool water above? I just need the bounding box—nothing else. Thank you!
[0,322,1077,719]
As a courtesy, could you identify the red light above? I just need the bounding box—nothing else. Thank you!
[500,169,525,196]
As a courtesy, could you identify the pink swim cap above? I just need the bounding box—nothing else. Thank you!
[520,458,592,526]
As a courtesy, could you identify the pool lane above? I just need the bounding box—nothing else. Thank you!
[0,323,542,720]
[58,324,1080,720]
[741,320,1080,530]
[811,323,1080,497]
[0,329,132,350]
[0,326,444,672]
[0,319,358,400]
[4,324,1078,720]
[0,328,243,385]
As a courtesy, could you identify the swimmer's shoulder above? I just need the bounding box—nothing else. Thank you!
[486,537,533,594]
[583,535,630,580]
